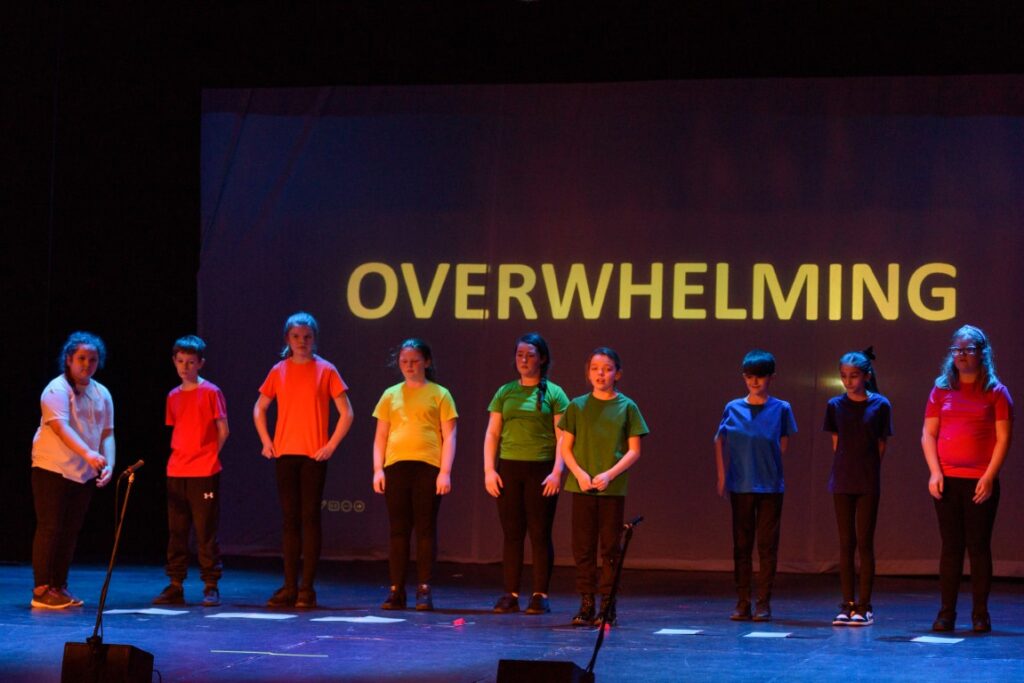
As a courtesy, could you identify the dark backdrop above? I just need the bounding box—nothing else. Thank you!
[4,2,1022,572]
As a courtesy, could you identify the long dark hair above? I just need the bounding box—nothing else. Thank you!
[839,347,879,393]
[60,331,107,394]
[936,324,1000,391]
[392,338,437,382]
[516,332,551,411]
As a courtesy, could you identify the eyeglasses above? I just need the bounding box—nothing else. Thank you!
[949,346,979,357]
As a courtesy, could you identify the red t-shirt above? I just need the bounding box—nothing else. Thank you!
[259,356,348,457]
[166,381,228,477]
[925,381,1013,478]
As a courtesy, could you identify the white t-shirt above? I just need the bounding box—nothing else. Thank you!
[32,375,114,483]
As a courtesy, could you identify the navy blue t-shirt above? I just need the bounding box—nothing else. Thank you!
[822,393,893,494]
[716,396,797,493]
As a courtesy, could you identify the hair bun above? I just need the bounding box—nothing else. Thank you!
[861,346,875,360]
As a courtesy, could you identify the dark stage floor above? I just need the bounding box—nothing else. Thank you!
[2,558,1022,682]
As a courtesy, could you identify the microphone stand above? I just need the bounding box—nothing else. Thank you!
[88,467,139,651]
[586,515,643,675]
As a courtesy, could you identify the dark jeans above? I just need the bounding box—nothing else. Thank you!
[166,474,222,585]
[31,467,95,589]
[933,476,1000,616]
[571,492,624,596]
[496,459,558,595]
[730,492,783,605]
[275,456,328,590]
[384,461,442,587]
[833,493,879,606]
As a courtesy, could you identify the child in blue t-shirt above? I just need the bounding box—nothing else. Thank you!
[714,350,797,622]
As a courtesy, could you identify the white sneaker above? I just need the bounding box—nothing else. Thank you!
[832,602,854,626]
[849,605,874,626]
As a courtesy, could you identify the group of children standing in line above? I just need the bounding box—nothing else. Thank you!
[30,317,1012,634]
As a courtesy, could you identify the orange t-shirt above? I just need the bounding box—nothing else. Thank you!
[259,356,348,457]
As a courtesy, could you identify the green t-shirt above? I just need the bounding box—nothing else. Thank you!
[372,382,459,468]
[487,380,570,462]
[561,392,649,497]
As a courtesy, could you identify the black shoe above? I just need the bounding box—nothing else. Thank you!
[525,593,551,615]
[730,601,752,621]
[972,612,991,633]
[594,596,617,627]
[572,594,595,626]
[752,601,772,622]
[381,587,407,610]
[266,586,297,608]
[201,585,221,607]
[295,588,317,609]
[56,585,85,607]
[832,601,855,626]
[932,610,956,632]
[415,584,434,611]
[849,603,873,626]
[153,583,185,605]
[493,593,520,613]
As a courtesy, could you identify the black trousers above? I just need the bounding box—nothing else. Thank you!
[31,467,95,589]
[496,459,558,595]
[165,474,222,585]
[833,493,879,606]
[571,492,624,596]
[933,476,1000,615]
[730,492,783,604]
[275,456,328,590]
[384,461,442,587]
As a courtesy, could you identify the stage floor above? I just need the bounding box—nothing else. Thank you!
[1,558,1022,682]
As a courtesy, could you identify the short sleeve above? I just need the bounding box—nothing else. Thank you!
[487,385,506,413]
[924,386,942,419]
[328,367,348,398]
[782,402,797,436]
[714,405,730,439]
[103,387,114,430]
[880,398,893,437]
[438,388,459,421]
[626,401,650,437]
[994,385,1013,421]
[165,391,175,427]
[548,385,570,415]
[40,382,72,425]
[372,391,392,421]
[212,387,228,419]
[561,402,579,436]
[258,366,278,399]
[823,400,837,433]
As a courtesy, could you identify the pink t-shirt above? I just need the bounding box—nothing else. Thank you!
[259,356,348,457]
[925,381,1013,478]
[166,381,228,477]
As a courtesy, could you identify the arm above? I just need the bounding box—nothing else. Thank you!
[372,420,390,494]
[831,433,838,452]
[216,418,230,451]
[49,420,107,474]
[483,412,504,497]
[592,435,642,491]
[975,419,1011,503]
[314,393,355,462]
[921,416,943,499]
[560,431,592,492]
[541,414,565,496]
[253,394,276,458]
[436,419,457,495]
[714,434,726,497]
[96,427,115,487]
[878,438,887,461]
[779,435,790,454]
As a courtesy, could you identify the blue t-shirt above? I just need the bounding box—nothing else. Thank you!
[716,396,797,493]
[823,393,892,494]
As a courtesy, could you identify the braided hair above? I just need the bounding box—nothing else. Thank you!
[516,333,551,411]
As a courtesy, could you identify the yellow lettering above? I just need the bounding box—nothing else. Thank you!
[400,263,450,319]
[496,264,538,320]
[346,263,399,319]
[828,264,842,320]
[454,264,489,319]
[907,263,957,321]
[852,264,899,320]
[715,263,747,320]
[672,263,707,319]
[541,263,613,320]
[619,263,663,319]
[752,264,819,320]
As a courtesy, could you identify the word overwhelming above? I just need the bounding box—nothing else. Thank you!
[346,262,956,322]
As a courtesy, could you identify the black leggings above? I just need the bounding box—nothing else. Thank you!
[933,476,1000,615]
[384,461,441,587]
[275,456,328,590]
[496,459,558,595]
[833,493,879,605]
[31,467,95,589]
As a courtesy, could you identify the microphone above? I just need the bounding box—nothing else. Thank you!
[119,460,145,477]
[624,515,644,530]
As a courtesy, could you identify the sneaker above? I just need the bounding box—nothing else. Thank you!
[57,586,84,607]
[932,610,956,632]
[266,586,297,608]
[525,593,551,615]
[153,583,185,605]
[572,594,595,626]
[493,593,520,614]
[31,587,73,610]
[849,604,873,626]
[415,584,434,611]
[752,601,772,622]
[594,596,617,627]
[201,585,221,607]
[832,602,855,626]
[730,601,752,621]
[972,612,991,633]
[295,588,317,609]
[381,587,407,610]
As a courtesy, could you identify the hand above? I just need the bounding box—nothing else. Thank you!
[96,466,113,488]
[260,441,277,459]
[591,472,611,492]
[716,473,725,498]
[436,472,452,496]
[541,471,561,497]
[84,450,106,472]
[373,470,386,494]
[928,472,944,500]
[973,475,995,504]
[313,444,336,462]
[574,471,593,492]
[484,470,503,498]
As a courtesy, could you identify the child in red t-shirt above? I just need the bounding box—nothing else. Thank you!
[153,335,229,607]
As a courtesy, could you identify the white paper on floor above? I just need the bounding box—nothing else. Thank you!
[744,631,792,638]
[103,608,189,616]
[311,616,405,623]
[911,635,964,644]
[205,612,297,620]
[210,650,327,658]
[655,628,703,635]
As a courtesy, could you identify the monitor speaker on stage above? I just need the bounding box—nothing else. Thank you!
[496,659,595,683]
[61,641,154,683]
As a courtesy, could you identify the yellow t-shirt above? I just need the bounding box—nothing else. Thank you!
[373,382,458,468]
